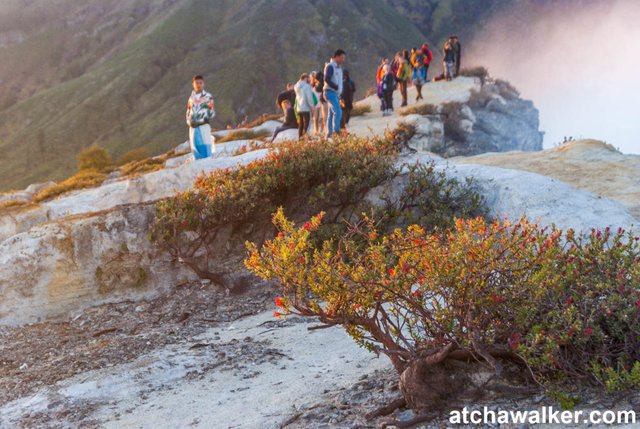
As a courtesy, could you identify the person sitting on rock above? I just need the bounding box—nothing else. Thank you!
[271,99,298,143]
[275,83,296,111]
[186,75,215,160]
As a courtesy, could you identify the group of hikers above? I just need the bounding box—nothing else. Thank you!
[377,35,461,115]
[185,36,461,159]
[272,49,354,143]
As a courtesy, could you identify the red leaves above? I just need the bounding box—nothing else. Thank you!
[584,327,593,336]
[275,297,284,307]
[273,311,281,318]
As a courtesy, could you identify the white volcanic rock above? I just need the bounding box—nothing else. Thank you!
[272,128,299,143]
[0,204,196,326]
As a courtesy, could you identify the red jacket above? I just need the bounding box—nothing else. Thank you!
[421,44,433,65]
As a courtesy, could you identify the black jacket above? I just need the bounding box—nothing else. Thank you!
[341,79,356,109]
[276,89,296,109]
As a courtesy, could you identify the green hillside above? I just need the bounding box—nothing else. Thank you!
[0,0,504,191]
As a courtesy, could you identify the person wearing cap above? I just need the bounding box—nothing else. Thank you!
[185,75,215,159]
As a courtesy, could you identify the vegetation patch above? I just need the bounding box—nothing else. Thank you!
[350,103,372,117]
[400,103,439,117]
[77,145,112,172]
[459,66,489,86]
[246,214,640,422]
[152,131,485,287]
[34,169,107,202]
[215,128,271,144]
[117,148,150,166]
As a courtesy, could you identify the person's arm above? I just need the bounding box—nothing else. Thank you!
[324,65,338,91]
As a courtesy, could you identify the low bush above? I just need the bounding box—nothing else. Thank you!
[151,135,400,283]
[400,103,439,117]
[246,215,640,415]
[152,131,487,285]
[117,148,150,166]
[459,66,489,86]
[350,103,372,117]
[34,169,107,202]
[77,144,112,171]
[215,128,271,144]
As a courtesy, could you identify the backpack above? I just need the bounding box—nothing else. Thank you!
[413,53,425,68]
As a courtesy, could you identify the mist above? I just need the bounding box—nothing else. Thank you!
[467,0,640,154]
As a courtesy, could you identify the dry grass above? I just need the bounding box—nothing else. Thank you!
[400,103,439,116]
[350,104,372,117]
[119,157,166,178]
[34,169,107,202]
[459,66,489,86]
[116,148,150,166]
[243,113,282,129]
[216,128,271,143]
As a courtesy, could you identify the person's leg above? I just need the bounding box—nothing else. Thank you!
[300,112,310,138]
[325,92,336,137]
[416,84,422,100]
[345,107,351,125]
[340,108,346,130]
[385,91,393,112]
[271,126,285,143]
[312,107,319,134]
[400,81,407,106]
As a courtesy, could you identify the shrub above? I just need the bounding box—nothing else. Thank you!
[459,66,489,86]
[34,169,107,202]
[215,128,271,144]
[467,87,494,109]
[0,199,29,212]
[400,103,439,117]
[350,103,372,117]
[77,144,112,171]
[246,215,640,414]
[151,135,400,283]
[494,79,520,100]
[117,148,150,166]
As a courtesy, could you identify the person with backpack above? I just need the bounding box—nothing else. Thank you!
[340,69,356,130]
[411,48,427,101]
[420,42,434,78]
[395,53,411,107]
[186,75,215,160]
[294,73,316,138]
[381,64,396,116]
[270,99,298,143]
[376,58,388,86]
[443,38,456,81]
[310,71,326,136]
[323,49,347,138]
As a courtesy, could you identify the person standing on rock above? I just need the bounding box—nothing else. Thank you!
[294,73,316,139]
[270,99,298,143]
[443,38,456,81]
[186,75,215,160]
[323,49,346,138]
[310,71,326,136]
[395,53,411,107]
[340,69,356,131]
[411,48,427,101]
[451,35,462,76]
[381,64,396,116]
[420,43,434,80]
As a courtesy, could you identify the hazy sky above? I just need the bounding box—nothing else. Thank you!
[468,0,640,154]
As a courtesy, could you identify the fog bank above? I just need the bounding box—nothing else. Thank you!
[467,0,640,154]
